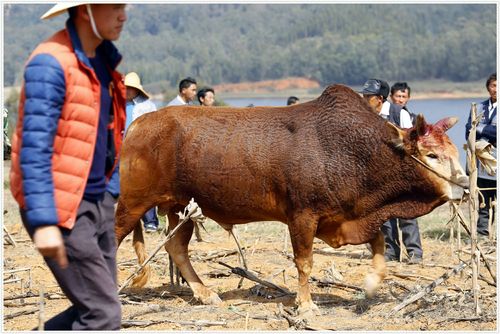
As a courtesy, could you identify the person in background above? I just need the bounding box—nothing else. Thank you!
[124,71,159,232]
[360,78,422,264]
[465,72,497,237]
[167,77,198,106]
[197,87,215,107]
[287,96,300,106]
[390,81,416,125]
[9,4,127,329]
[360,78,413,128]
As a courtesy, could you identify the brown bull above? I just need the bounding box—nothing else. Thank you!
[115,84,468,315]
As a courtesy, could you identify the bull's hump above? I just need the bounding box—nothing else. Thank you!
[318,84,361,105]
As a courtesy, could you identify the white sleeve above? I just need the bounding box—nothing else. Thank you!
[400,109,413,129]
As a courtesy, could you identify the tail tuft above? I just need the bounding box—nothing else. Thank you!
[131,223,151,287]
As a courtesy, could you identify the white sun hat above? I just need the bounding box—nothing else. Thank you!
[40,3,86,20]
[124,72,150,99]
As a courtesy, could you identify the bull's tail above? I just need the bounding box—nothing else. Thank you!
[131,223,151,287]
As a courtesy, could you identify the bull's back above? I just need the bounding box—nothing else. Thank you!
[121,105,311,223]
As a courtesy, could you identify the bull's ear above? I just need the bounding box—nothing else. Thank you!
[435,117,458,132]
[385,121,405,151]
[415,114,429,137]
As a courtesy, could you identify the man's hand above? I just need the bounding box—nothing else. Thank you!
[33,225,68,269]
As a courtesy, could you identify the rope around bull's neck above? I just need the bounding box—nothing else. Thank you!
[410,155,467,189]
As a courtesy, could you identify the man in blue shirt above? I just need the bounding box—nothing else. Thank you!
[466,73,497,237]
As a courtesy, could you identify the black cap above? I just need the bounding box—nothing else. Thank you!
[359,79,389,99]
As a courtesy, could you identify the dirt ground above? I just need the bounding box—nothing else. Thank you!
[2,161,497,331]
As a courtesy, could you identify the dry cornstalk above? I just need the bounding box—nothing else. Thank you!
[472,250,481,315]
[4,307,39,320]
[3,225,17,247]
[3,291,38,301]
[217,261,291,295]
[121,319,226,328]
[388,271,435,282]
[467,102,481,316]
[452,202,496,284]
[195,247,249,262]
[310,276,364,292]
[38,285,45,330]
[387,261,468,316]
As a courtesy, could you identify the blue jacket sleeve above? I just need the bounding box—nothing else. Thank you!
[20,54,65,228]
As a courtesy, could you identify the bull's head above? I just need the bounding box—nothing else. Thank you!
[387,114,469,201]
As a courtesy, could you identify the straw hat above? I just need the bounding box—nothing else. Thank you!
[40,3,85,20]
[124,72,150,98]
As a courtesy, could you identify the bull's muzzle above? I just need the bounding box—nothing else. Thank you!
[456,175,470,189]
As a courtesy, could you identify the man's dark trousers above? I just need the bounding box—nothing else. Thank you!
[21,193,121,330]
[382,218,423,260]
[477,177,497,236]
[142,207,159,228]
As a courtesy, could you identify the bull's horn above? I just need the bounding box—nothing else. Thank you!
[415,114,429,137]
[435,117,458,132]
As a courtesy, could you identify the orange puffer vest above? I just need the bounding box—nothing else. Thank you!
[10,27,126,229]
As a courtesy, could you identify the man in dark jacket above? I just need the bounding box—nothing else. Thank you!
[360,79,423,264]
[465,73,497,236]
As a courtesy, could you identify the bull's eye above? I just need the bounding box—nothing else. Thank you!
[427,153,438,159]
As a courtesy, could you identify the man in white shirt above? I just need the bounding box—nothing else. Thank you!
[167,77,198,106]
[360,79,413,128]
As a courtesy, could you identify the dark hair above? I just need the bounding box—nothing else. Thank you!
[197,87,215,104]
[486,73,496,88]
[390,82,411,97]
[179,77,197,93]
[379,80,390,101]
[287,96,299,106]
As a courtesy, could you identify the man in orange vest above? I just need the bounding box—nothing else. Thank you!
[10,4,127,330]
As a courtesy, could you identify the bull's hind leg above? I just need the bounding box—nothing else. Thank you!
[365,230,386,296]
[115,198,146,246]
[164,211,222,305]
[288,211,320,316]
[115,198,154,287]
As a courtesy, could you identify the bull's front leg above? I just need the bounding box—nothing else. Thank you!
[365,230,386,296]
[288,211,320,316]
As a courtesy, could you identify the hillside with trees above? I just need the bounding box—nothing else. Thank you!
[3,3,497,92]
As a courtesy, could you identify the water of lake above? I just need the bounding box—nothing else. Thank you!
[157,96,485,168]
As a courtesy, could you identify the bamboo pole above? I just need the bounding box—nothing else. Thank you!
[466,102,481,316]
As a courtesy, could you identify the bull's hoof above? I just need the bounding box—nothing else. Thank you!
[296,302,321,317]
[197,292,222,305]
[364,272,382,297]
